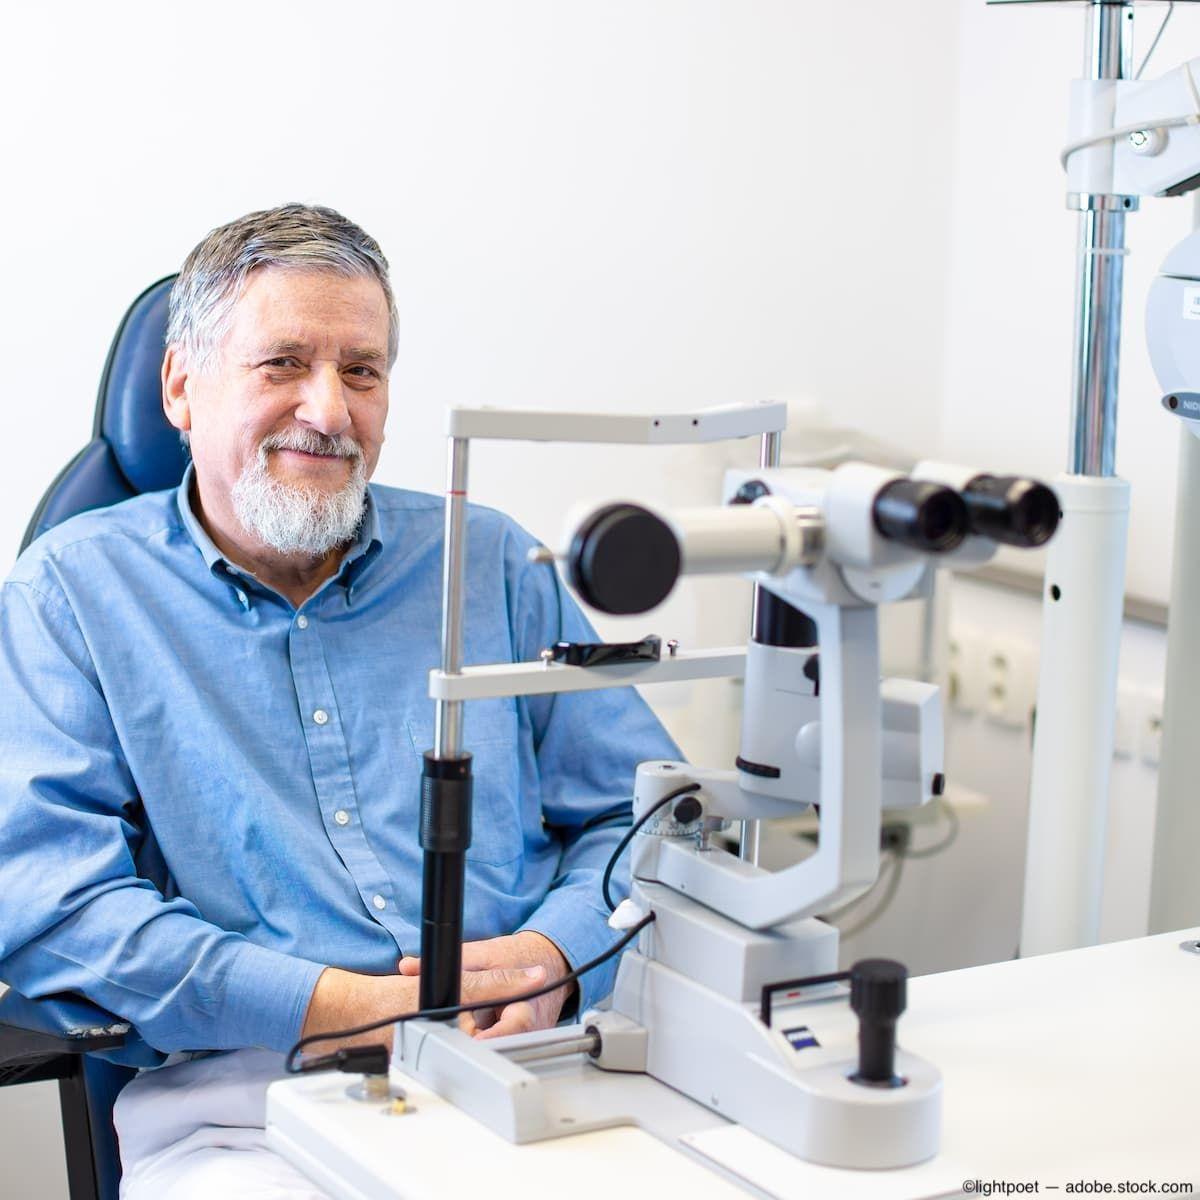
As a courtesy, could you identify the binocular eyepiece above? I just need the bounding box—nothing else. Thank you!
[872,480,968,553]
[870,474,1059,553]
[959,475,1060,548]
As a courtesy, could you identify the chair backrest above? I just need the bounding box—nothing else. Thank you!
[22,275,186,552]
[17,275,183,1200]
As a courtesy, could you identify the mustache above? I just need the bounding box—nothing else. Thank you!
[259,429,363,461]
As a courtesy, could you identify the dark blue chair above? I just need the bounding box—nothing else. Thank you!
[23,275,186,545]
[0,274,185,1200]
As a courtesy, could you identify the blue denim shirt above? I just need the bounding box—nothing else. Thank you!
[0,468,677,1062]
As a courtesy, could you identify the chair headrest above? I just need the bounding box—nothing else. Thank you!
[98,275,189,495]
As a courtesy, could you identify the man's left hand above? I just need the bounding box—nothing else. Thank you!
[398,930,575,1039]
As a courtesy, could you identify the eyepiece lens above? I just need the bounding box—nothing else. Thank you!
[873,480,968,553]
[919,492,959,546]
[962,476,1060,547]
[1010,482,1059,545]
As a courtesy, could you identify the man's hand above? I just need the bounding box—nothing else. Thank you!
[398,931,574,1040]
[299,962,548,1052]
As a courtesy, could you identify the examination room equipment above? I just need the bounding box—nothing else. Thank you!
[266,396,1199,1197]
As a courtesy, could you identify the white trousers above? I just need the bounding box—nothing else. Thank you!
[114,1048,332,1199]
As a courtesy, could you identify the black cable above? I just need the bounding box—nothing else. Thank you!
[541,798,633,837]
[580,801,633,832]
[601,782,701,913]
[285,911,656,1075]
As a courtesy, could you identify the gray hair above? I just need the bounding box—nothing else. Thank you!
[166,203,399,369]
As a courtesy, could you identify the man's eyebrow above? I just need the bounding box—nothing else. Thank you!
[254,339,311,358]
[250,340,387,364]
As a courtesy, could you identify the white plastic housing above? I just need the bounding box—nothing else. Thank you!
[1021,474,1129,956]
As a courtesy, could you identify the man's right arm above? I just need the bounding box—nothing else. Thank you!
[0,578,554,1059]
[0,578,325,1056]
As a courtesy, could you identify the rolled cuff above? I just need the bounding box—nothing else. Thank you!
[518,887,625,1019]
[220,940,326,1054]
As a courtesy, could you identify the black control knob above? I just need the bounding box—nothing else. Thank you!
[873,480,968,553]
[961,475,1060,547]
[566,503,682,615]
[849,958,907,1087]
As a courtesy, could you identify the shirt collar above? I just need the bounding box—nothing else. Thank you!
[175,462,385,606]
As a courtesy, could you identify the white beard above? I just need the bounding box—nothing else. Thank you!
[232,430,367,557]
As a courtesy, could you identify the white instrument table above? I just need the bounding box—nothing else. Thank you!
[267,929,1200,1199]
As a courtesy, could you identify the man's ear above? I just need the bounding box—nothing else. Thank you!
[162,345,192,434]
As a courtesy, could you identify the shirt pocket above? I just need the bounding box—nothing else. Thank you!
[404,712,524,868]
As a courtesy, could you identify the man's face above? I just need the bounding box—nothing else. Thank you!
[167,267,391,556]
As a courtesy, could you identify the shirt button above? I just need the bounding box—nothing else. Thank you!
[297,615,309,630]
[334,810,350,826]
[313,709,329,726]
[372,894,387,911]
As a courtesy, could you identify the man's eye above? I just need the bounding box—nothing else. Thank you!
[264,357,301,369]
[345,365,380,380]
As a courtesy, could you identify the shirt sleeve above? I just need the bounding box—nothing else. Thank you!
[0,579,325,1059]
[503,527,682,1016]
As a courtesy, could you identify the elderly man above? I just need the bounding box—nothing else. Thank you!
[0,204,676,1196]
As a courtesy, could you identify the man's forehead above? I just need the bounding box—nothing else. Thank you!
[227,270,390,357]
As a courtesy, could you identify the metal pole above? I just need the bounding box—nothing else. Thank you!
[498,1032,602,1065]
[420,435,473,1015]
[740,429,782,866]
[1069,203,1128,475]
[435,437,470,757]
[1069,1,1135,478]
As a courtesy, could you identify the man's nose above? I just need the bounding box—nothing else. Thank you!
[295,363,352,436]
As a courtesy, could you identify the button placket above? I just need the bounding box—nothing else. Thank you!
[288,598,400,947]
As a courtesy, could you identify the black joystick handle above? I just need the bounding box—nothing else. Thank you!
[849,958,908,1087]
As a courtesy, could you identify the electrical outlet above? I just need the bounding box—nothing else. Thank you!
[948,627,987,713]
[983,637,1037,729]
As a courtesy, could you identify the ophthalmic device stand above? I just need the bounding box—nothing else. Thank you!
[389,402,1059,1172]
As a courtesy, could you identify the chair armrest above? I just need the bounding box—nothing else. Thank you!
[0,990,128,1087]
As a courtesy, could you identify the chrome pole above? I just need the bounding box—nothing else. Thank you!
[1068,1,1136,477]
[435,437,470,757]
[498,1032,602,1065]
[740,429,782,866]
